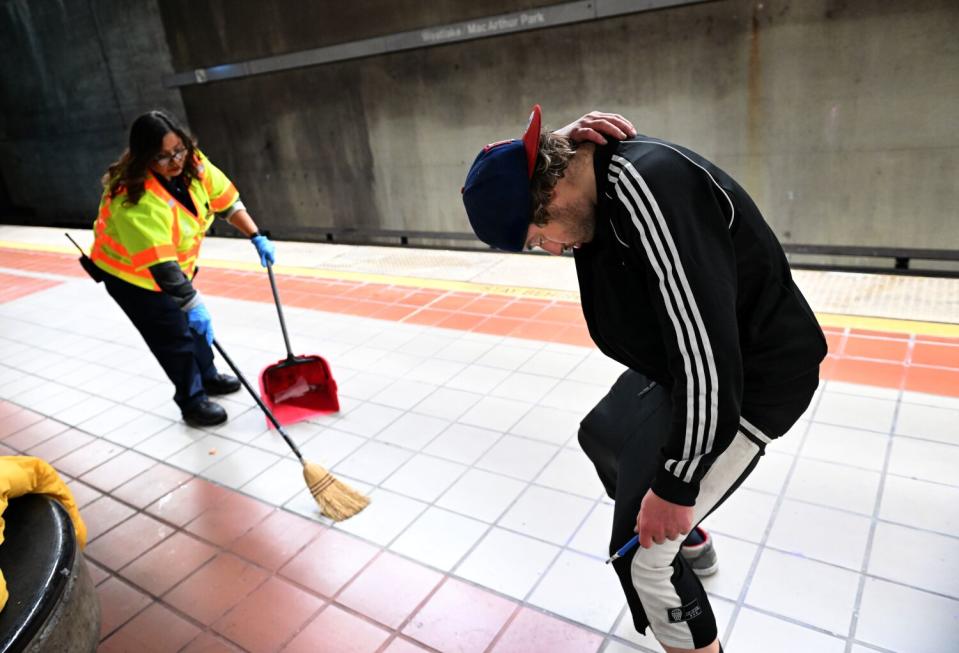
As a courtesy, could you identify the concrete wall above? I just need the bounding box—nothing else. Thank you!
[2,0,957,251]
[161,0,957,250]
[0,0,186,224]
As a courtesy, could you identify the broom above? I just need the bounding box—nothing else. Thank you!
[212,339,369,521]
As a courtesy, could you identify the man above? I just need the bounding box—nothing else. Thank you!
[462,106,827,653]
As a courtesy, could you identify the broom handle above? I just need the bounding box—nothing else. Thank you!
[266,263,296,360]
[211,338,305,464]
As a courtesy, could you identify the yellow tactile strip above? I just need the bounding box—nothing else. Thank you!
[2,240,957,338]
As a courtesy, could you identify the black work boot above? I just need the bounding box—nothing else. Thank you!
[182,400,228,427]
[203,372,241,396]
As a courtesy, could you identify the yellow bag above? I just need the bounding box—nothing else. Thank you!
[0,456,87,612]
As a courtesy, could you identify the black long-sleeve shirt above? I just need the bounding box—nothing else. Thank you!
[575,138,827,506]
[149,261,199,310]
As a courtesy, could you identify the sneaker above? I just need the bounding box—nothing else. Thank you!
[182,400,228,427]
[203,373,241,396]
[680,526,719,577]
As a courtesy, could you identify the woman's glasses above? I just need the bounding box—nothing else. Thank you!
[154,147,188,167]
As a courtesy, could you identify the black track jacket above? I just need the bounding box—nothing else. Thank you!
[575,138,828,506]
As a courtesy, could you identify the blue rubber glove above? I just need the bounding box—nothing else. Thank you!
[186,303,214,346]
[251,234,276,267]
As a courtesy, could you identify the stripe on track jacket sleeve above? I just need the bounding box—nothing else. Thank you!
[609,145,743,506]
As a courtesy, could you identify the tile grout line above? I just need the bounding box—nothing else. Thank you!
[6,366,959,536]
[240,331,609,646]
[441,356,607,595]
[3,302,959,411]
[7,253,948,369]
[342,371,545,558]
[5,398,488,648]
[449,357,628,642]
[87,475,268,650]
[95,476,328,650]
[843,333,913,653]
[737,603,900,652]
[7,359,959,564]
[480,603,526,653]
[306,330,625,644]
[602,604,660,653]
[57,411,958,626]
[4,283,959,649]
[71,322,820,652]
[326,341,585,529]
[0,464,952,648]
[721,381,825,646]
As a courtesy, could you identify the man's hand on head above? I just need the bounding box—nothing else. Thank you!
[554,111,637,145]
[635,488,694,549]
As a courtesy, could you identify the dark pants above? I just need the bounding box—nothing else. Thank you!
[579,370,792,649]
[104,276,215,411]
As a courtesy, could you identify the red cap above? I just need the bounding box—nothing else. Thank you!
[521,104,542,178]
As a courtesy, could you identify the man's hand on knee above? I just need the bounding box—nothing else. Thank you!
[635,489,694,548]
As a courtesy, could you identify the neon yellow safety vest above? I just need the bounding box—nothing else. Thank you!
[90,150,239,290]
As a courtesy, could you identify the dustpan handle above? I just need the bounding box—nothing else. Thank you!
[266,263,295,360]
[212,338,305,464]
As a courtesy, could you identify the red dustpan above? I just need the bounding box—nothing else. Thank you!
[259,263,339,426]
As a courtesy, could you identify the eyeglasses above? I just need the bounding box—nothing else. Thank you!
[527,234,573,254]
[154,147,188,167]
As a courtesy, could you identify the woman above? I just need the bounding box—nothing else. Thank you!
[91,110,275,426]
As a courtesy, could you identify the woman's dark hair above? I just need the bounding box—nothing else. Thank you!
[102,110,199,205]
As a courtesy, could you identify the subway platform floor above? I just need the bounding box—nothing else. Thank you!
[1,226,957,653]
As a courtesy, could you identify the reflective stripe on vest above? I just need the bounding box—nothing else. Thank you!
[196,159,236,214]
[91,193,161,290]
[201,168,214,197]
[209,181,238,213]
[93,201,131,259]
[130,244,178,268]
[90,242,160,290]
[142,176,207,279]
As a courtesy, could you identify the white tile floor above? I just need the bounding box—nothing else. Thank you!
[2,273,959,652]
[458,527,560,600]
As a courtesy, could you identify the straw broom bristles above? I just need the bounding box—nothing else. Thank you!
[303,461,370,521]
[209,339,369,521]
